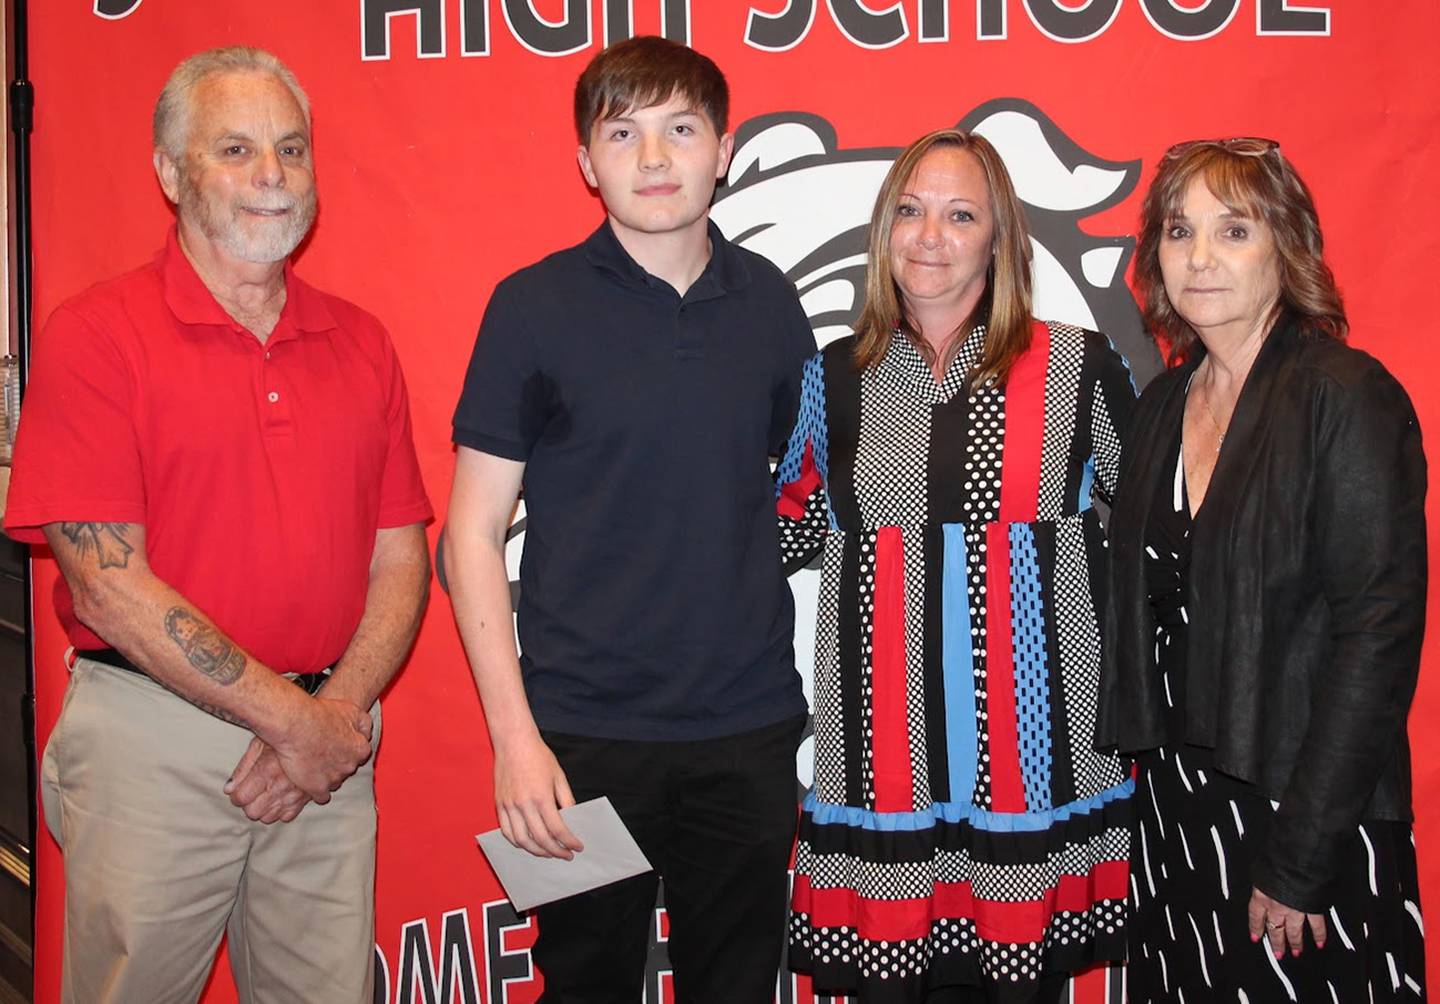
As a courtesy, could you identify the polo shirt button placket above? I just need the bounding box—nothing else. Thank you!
[259,337,293,432]
[674,301,704,361]
[262,382,294,434]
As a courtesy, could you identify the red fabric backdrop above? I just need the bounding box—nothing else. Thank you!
[21,2,1440,1001]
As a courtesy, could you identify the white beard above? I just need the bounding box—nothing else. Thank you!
[178,170,317,264]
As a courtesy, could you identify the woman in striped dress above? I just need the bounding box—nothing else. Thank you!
[780,128,1136,1003]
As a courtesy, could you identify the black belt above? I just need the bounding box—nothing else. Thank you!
[79,648,330,696]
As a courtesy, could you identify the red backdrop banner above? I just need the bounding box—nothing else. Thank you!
[23,2,1440,1001]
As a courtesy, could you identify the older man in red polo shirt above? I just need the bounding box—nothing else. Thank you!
[4,46,432,1003]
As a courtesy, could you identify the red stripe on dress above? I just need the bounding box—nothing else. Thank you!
[984,321,1050,813]
[985,522,1026,812]
[870,525,914,812]
[793,859,1129,944]
[996,321,1050,523]
[777,439,820,520]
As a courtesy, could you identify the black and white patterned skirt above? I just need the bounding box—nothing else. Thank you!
[1128,743,1426,1003]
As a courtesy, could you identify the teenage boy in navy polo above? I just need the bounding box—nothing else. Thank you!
[446,35,815,1002]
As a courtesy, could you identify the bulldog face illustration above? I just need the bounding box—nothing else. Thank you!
[711,97,1159,376]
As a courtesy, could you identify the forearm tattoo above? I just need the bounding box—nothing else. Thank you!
[59,522,134,569]
[165,607,247,684]
[149,673,252,729]
[187,699,251,729]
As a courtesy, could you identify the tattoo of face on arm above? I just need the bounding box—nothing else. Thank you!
[59,522,134,569]
[165,607,247,684]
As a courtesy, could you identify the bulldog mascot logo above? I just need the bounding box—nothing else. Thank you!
[713,98,1156,364]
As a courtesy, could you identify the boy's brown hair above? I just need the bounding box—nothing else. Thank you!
[574,36,728,143]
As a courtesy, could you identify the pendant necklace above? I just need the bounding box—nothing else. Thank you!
[1202,393,1227,451]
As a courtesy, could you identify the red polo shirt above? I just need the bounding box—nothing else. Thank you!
[5,230,433,672]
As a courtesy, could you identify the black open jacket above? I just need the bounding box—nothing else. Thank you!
[1097,314,1428,911]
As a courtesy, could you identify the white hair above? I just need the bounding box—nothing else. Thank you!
[153,46,310,159]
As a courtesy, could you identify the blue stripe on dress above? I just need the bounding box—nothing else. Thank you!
[775,352,839,531]
[941,523,978,806]
[1103,332,1139,395]
[1009,523,1052,811]
[1077,455,1095,513]
[802,778,1134,833]
[775,353,827,491]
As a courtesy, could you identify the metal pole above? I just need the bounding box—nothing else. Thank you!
[10,0,28,374]
[9,0,36,945]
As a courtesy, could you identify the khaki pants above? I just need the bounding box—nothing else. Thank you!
[41,656,379,1004]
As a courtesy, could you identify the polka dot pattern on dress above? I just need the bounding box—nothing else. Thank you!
[788,325,1136,1003]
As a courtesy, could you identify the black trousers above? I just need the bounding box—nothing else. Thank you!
[532,714,805,1004]
[924,974,1070,1004]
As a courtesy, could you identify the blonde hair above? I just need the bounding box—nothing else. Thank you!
[1135,140,1345,363]
[852,129,1034,388]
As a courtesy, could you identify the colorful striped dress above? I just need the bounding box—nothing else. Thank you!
[780,322,1136,1001]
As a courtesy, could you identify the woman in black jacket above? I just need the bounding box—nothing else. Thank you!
[1098,138,1427,1002]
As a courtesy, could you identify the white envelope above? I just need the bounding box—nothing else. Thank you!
[476,796,653,912]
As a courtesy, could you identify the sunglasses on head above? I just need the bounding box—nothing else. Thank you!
[1162,137,1280,160]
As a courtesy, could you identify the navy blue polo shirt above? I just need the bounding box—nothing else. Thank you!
[453,220,815,741]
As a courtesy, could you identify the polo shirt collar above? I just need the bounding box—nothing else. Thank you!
[158,226,339,334]
[582,218,753,298]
